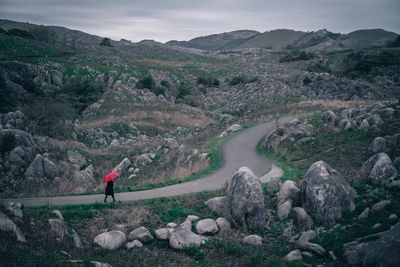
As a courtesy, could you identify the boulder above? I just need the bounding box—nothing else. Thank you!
[359,119,370,131]
[52,210,64,221]
[277,180,300,219]
[169,227,207,250]
[393,157,400,171]
[322,110,337,124]
[358,208,370,221]
[371,200,391,213]
[25,154,58,179]
[72,165,96,193]
[277,200,293,220]
[125,240,143,249]
[226,124,242,133]
[113,158,131,175]
[205,196,228,217]
[285,249,302,262]
[48,219,68,241]
[343,222,400,266]
[180,220,192,230]
[368,137,386,153]
[338,119,352,131]
[135,154,152,165]
[292,207,313,231]
[128,227,154,243]
[71,229,83,248]
[301,161,356,227]
[167,222,178,229]
[195,219,219,235]
[94,230,126,250]
[0,211,26,242]
[163,138,179,150]
[154,228,170,240]
[226,167,266,230]
[242,235,262,246]
[216,217,231,233]
[5,202,23,218]
[295,240,326,256]
[359,153,398,187]
[186,215,200,223]
[67,151,86,170]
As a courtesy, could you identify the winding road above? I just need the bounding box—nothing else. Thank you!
[1,116,294,207]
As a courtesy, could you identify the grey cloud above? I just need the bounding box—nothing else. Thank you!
[0,0,399,42]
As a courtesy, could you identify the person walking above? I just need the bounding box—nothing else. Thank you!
[104,180,115,202]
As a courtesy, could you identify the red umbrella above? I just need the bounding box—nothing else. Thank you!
[103,171,119,183]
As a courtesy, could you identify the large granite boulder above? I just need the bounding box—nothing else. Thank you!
[226,167,266,230]
[195,219,219,235]
[205,196,228,217]
[128,226,154,243]
[25,154,58,179]
[276,180,301,219]
[0,211,26,242]
[359,153,398,187]
[343,222,400,266]
[113,158,131,175]
[94,230,126,250]
[301,161,356,227]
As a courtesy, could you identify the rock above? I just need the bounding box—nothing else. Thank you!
[338,119,352,131]
[25,154,58,179]
[180,220,192,230]
[67,150,86,170]
[371,200,391,213]
[277,200,293,220]
[167,222,178,229]
[358,208,370,221]
[372,223,381,229]
[301,161,356,227]
[285,249,302,262]
[48,219,68,241]
[369,137,387,153]
[195,219,219,235]
[329,250,338,261]
[295,240,326,256]
[292,207,313,231]
[163,138,179,150]
[226,167,266,230]
[155,228,170,240]
[216,217,231,232]
[262,175,281,193]
[205,196,228,217]
[388,214,398,220]
[359,119,370,131]
[393,157,400,171]
[0,211,26,242]
[113,158,131,175]
[298,230,317,243]
[128,227,154,243]
[343,222,400,266]
[136,154,152,165]
[90,261,113,267]
[169,227,208,250]
[302,251,313,258]
[186,215,199,223]
[71,229,83,248]
[360,153,398,187]
[72,165,96,193]
[5,202,23,218]
[226,124,242,133]
[125,240,143,249]
[52,210,64,220]
[94,230,127,250]
[242,235,262,246]
[322,110,337,124]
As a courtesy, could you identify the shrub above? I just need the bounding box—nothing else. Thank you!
[137,75,156,90]
[177,82,190,98]
[197,76,219,87]
[63,78,105,113]
[6,28,33,39]
[279,49,315,62]
[229,75,258,86]
[0,71,15,113]
[160,80,170,87]
[99,37,113,47]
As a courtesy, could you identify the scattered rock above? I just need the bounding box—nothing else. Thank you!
[0,211,26,242]
[242,235,262,246]
[163,138,179,150]
[167,222,178,229]
[48,219,68,241]
[277,180,300,219]
[292,207,313,231]
[298,230,317,243]
[216,217,231,232]
[226,124,242,133]
[369,137,386,153]
[371,200,391,213]
[94,230,127,250]
[71,229,82,248]
[205,196,228,217]
[372,223,382,230]
[329,250,338,261]
[155,228,170,240]
[52,210,64,221]
[343,222,400,266]
[128,227,154,243]
[226,167,266,230]
[125,240,143,249]
[169,227,208,250]
[180,220,192,230]
[25,154,58,179]
[186,215,200,223]
[113,158,131,175]
[358,208,370,221]
[67,150,86,170]
[277,200,293,220]
[301,161,356,227]
[195,219,219,235]
[302,251,313,258]
[90,261,113,267]
[359,153,398,187]
[388,214,398,220]
[5,202,23,218]
[322,110,337,124]
[285,249,302,262]
[295,240,326,256]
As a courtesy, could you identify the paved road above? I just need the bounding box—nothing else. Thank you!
[1,116,294,207]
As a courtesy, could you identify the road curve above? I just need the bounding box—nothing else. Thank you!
[1,116,295,207]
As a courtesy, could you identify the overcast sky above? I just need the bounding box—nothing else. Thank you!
[0,0,399,42]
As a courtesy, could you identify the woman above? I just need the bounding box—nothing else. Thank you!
[104,180,115,202]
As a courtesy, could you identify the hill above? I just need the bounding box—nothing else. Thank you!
[167,30,260,51]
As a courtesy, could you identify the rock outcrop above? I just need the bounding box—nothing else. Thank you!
[0,211,26,242]
[359,153,398,187]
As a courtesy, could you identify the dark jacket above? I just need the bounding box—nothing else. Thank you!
[105,181,114,195]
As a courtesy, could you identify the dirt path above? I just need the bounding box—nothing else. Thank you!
[1,116,295,207]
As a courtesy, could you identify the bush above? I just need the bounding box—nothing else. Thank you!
[0,71,15,113]
[229,75,258,86]
[99,37,113,47]
[160,80,170,88]
[177,82,190,98]
[279,50,315,62]
[137,75,156,90]
[197,76,219,87]
[6,28,33,39]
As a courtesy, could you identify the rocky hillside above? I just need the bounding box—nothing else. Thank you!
[237,29,307,50]
[167,30,260,51]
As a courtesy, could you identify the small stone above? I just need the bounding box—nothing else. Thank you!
[166,222,178,229]
[52,210,64,221]
[284,249,302,262]
[195,219,219,235]
[358,208,370,221]
[180,220,192,230]
[126,240,143,249]
[372,223,382,230]
[155,228,170,240]
[242,235,262,246]
[186,215,200,223]
[388,214,398,220]
[128,227,154,243]
[302,251,313,258]
[216,217,231,232]
[329,250,338,261]
[371,200,391,213]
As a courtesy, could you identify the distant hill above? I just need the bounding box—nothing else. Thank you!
[167,30,260,51]
[236,29,307,50]
[289,29,340,49]
[338,29,398,49]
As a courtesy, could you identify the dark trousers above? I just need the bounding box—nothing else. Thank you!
[104,193,115,202]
